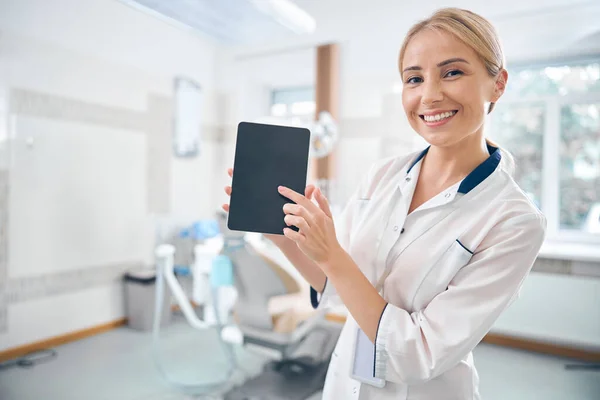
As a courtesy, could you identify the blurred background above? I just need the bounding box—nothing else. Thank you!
[0,0,598,399]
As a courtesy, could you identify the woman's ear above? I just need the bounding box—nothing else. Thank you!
[492,69,508,102]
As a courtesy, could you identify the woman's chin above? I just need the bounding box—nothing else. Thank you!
[418,131,456,147]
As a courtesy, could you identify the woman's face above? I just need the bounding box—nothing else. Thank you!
[401,29,506,148]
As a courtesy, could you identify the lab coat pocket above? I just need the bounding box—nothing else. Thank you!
[412,240,473,310]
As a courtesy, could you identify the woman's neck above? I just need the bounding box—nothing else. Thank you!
[420,134,490,191]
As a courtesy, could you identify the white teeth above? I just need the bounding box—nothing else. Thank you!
[424,111,456,122]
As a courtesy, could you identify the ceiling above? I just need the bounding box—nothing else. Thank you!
[233,0,600,60]
[120,0,600,61]
[120,0,313,44]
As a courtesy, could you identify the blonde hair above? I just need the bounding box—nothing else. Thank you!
[398,8,514,173]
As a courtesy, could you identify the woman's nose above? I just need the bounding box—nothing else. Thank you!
[421,80,444,106]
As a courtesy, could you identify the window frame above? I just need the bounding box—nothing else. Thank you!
[493,60,600,245]
[270,85,315,122]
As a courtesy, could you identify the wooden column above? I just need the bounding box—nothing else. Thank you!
[313,43,339,197]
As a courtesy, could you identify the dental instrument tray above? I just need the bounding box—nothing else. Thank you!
[228,121,310,235]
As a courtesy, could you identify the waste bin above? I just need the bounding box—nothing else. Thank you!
[124,267,171,331]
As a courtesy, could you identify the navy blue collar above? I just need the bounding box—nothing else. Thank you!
[406,144,501,194]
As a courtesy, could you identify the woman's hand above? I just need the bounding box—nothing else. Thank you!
[278,185,344,267]
[221,168,316,248]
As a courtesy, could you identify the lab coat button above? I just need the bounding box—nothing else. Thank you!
[353,387,358,394]
[393,226,399,231]
[445,193,451,198]
[405,176,411,182]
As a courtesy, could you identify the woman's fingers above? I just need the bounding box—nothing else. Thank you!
[305,184,316,200]
[279,186,321,215]
[283,227,305,242]
[284,215,309,231]
[223,168,234,212]
[283,203,313,223]
[315,188,333,217]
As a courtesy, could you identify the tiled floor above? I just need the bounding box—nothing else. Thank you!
[1,317,598,400]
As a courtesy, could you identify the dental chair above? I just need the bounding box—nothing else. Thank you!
[155,211,342,400]
[216,212,342,400]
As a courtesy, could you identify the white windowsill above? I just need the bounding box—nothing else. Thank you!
[538,241,600,263]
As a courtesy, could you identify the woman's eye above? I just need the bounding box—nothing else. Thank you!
[406,76,423,84]
[445,69,463,78]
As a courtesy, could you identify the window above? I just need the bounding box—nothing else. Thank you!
[490,60,600,241]
[270,87,315,126]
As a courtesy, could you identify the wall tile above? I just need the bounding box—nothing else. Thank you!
[533,257,572,275]
[9,89,147,132]
[6,262,142,304]
[571,261,600,278]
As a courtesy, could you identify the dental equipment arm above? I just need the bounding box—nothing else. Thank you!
[155,244,208,330]
[155,243,243,345]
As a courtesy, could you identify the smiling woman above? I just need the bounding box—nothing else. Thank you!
[223,7,547,400]
[299,8,545,400]
[399,19,506,151]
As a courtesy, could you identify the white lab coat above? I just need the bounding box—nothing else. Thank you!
[312,145,546,400]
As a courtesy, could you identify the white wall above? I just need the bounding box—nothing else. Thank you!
[0,0,223,350]
[0,0,224,216]
[9,116,149,278]
[2,284,124,350]
[493,273,600,350]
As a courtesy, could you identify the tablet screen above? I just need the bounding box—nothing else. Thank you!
[227,122,310,235]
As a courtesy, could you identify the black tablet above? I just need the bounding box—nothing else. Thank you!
[227,121,311,235]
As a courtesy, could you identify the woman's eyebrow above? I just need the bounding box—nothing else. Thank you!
[437,57,469,67]
[402,58,470,74]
